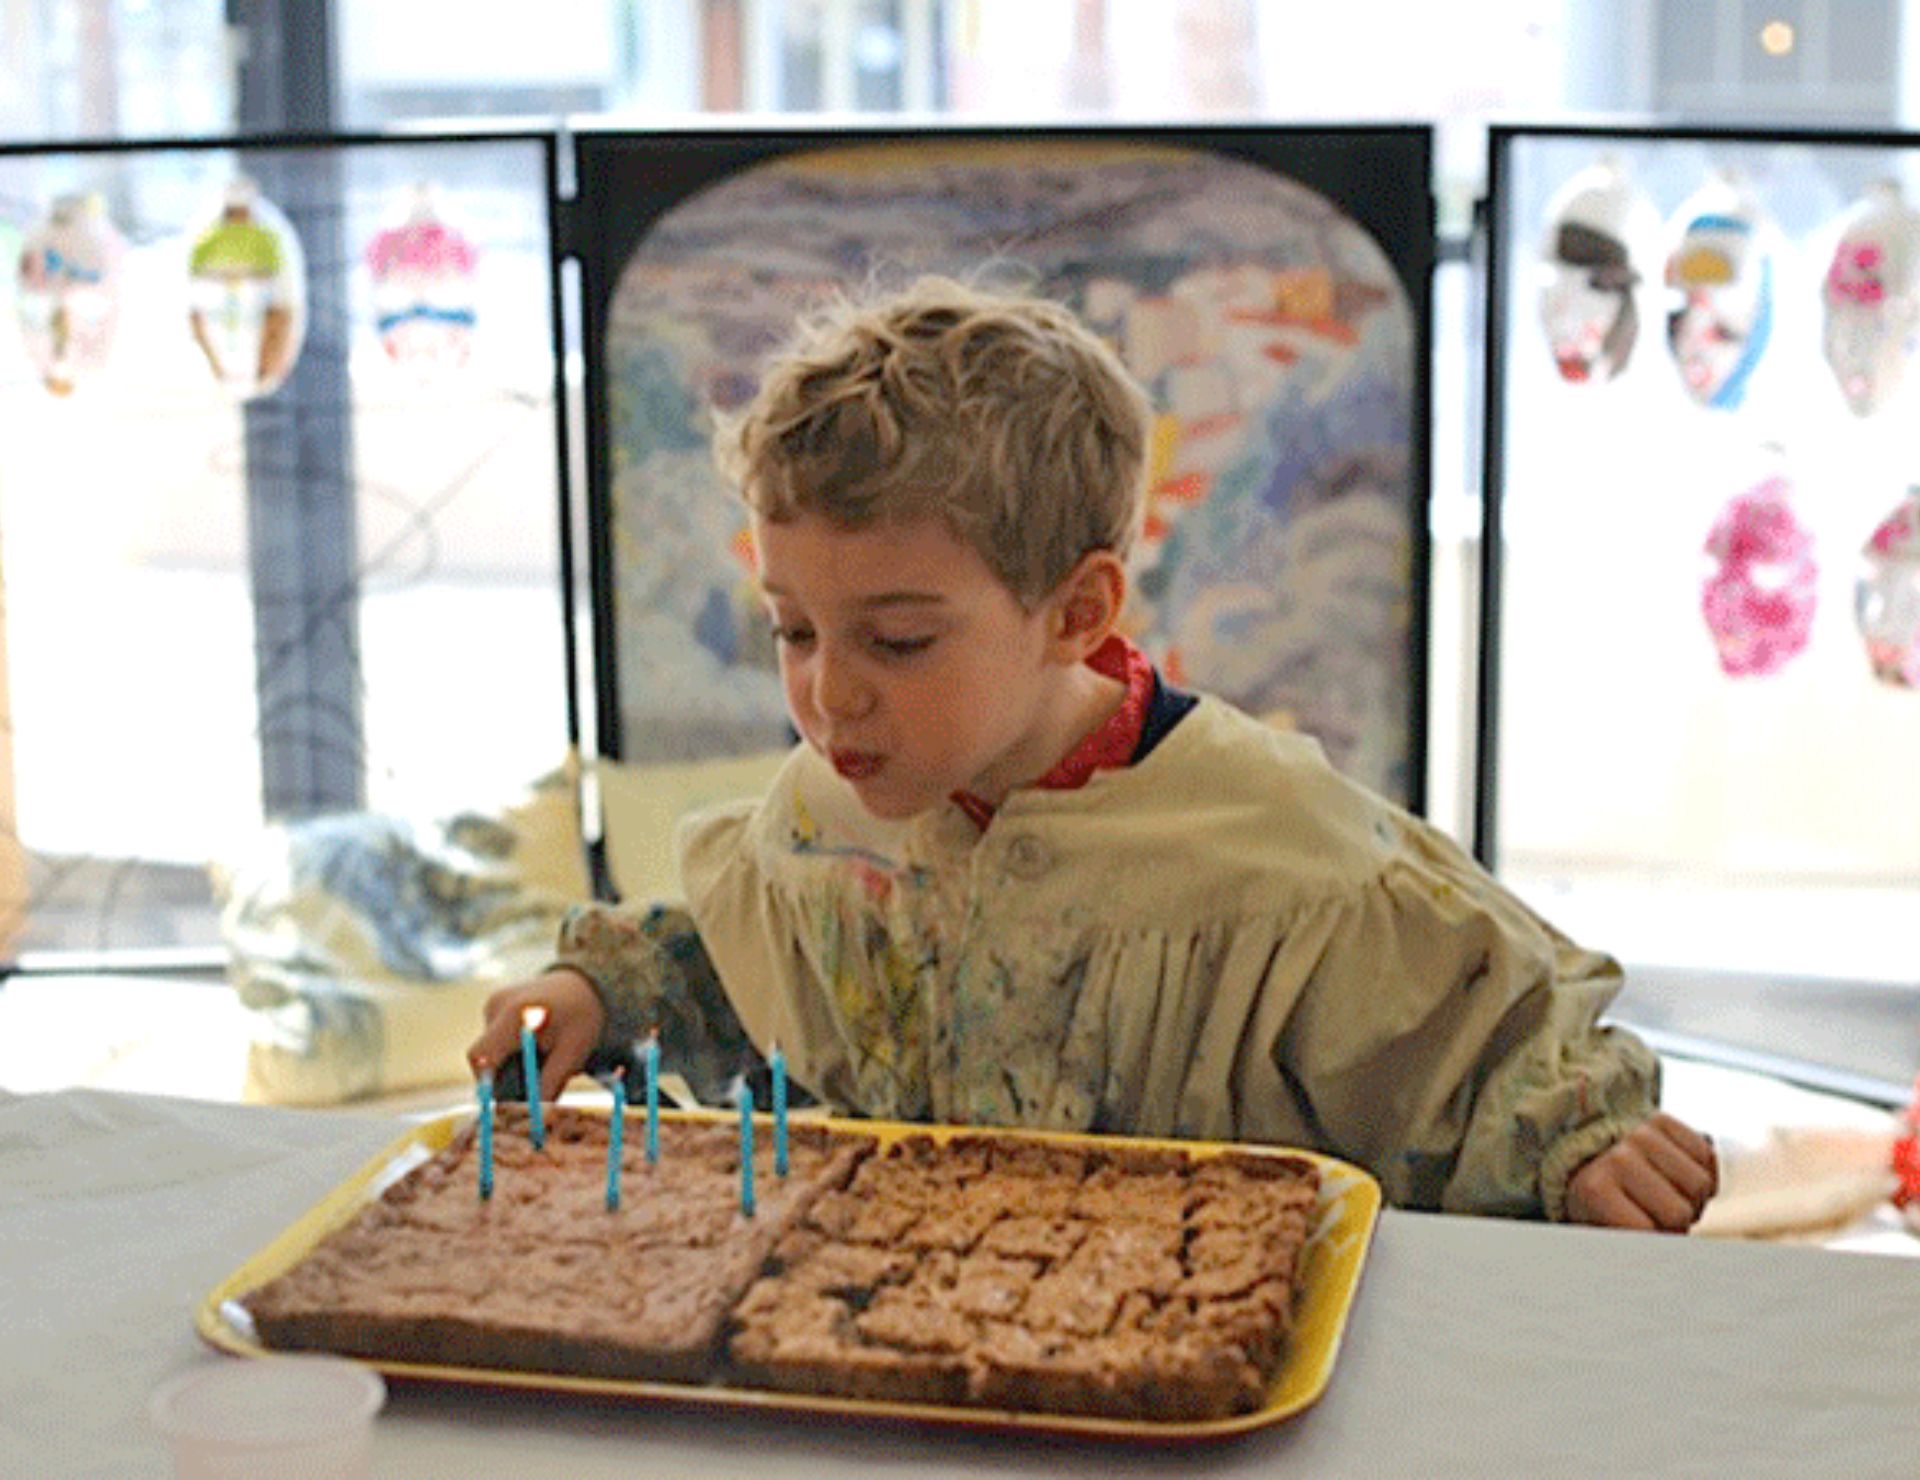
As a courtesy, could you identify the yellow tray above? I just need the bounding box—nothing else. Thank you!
[197,1108,1380,1443]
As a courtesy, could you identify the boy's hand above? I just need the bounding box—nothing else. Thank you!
[465,969,607,1102]
[1566,1112,1719,1233]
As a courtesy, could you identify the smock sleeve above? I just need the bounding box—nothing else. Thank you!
[549,901,763,1105]
[1274,811,1660,1219]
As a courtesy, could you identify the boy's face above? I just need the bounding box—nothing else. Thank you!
[753,512,1075,820]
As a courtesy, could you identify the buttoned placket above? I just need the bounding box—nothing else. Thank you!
[911,801,991,1123]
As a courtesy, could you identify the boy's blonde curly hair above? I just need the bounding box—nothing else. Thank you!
[717,276,1151,606]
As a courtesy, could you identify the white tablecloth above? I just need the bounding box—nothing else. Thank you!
[3,1086,1917,1479]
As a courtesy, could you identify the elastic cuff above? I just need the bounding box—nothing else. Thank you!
[1539,1114,1645,1221]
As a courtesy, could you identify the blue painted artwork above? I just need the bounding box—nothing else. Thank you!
[604,140,1417,801]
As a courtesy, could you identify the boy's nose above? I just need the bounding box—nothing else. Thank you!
[813,650,874,721]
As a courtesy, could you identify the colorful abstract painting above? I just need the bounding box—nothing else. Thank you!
[601,138,1420,802]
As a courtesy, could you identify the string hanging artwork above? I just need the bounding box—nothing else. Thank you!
[1664,173,1777,411]
[364,186,479,379]
[14,192,125,396]
[1700,472,1816,678]
[1855,486,1920,688]
[1821,180,1920,418]
[1536,157,1657,384]
[186,177,307,399]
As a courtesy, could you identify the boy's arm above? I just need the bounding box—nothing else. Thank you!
[1276,865,1665,1220]
[551,901,768,1106]
[1437,946,1665,1220]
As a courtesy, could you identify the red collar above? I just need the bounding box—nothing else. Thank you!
[950,635,1153,831]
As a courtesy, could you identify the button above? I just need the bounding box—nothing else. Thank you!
[1004,833,1053,880]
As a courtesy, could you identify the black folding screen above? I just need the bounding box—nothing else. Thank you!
[571,123,1436,814]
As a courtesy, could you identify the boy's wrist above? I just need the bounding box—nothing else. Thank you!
[538,959,623,1049]
[1539,1114,1642,1221]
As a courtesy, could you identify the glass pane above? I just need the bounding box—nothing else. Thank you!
[1486,130,1920,1086]
[335,1,619,128]
[0,137,566,959]
[0,0,229,145]
[853,0,906,111]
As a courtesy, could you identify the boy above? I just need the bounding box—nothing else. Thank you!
[469,277,1716,1230]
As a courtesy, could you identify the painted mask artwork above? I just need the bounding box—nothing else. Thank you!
[14,192,125,396]
[364,187,479,378]
[1855,486,1920,688]
[1821,180,1920,418]
[1701,474,1817,678]
[1537,158,1654,383]
[1664,176,1776,410]
[187,177,307,399]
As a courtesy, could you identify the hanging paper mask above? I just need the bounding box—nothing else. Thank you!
[1701,474,1816,677]
[1537,158,1655,383]
[1664,176,1776,410]
[1821,180,1920,417]
[14,192,125,396]
[1855,486,1920,688]
[187,177,307,398]
[364,187,479,377]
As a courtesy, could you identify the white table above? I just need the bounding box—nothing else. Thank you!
[4,1087,1917,1480]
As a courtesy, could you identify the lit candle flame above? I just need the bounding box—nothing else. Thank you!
[521,1005,548,1032]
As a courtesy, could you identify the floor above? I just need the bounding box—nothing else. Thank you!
[0,970,1912,1256]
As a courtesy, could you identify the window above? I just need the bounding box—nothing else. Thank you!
[5,1,1916,1102]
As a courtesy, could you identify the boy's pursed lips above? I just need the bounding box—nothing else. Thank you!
[829,748,885,779]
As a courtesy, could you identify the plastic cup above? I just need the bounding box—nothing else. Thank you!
[150,1355,386,1479]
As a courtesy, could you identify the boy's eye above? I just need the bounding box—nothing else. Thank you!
[873,635,936,657]
[770,624,814,647]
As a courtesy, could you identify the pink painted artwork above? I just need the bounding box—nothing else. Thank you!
[1700,475,1816,678]
[1821,181,1920,418]
[364,187,480,377]
[1855,487,1920,688]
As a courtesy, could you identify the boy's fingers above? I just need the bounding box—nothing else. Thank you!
[1638,1125,1718,1209]
[1617,1156,1698,1231]
[1649,1113,1717,1175]
[1580,1171,1656,1231]
[466,1016,517,1078]
[538,1032,585,1103]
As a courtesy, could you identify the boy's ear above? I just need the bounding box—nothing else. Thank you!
[1047,550,1128,660]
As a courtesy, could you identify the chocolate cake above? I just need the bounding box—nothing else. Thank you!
[243,1106,871,1382]
[242,1112,1320,1421]
[729,1135,1319,1419]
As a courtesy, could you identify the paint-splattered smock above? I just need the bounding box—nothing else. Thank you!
[555,697,1658,1219]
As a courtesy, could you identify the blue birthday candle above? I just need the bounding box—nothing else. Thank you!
[520,1007,546,1150]
[736,1078,756,1219]
[771,1043,789,1177]
[476,1066,495,1201]
[606,1069,626,1212]
[643,1033,661,1165]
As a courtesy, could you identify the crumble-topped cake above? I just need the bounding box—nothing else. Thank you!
[243,1106,872,1382]
[728,1134,1319,1419]
[241,1113,1320,1420]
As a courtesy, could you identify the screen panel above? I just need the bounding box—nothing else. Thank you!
[0,132,570,959]
[1481,125,1920,1091]
[574,124,1434,812]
